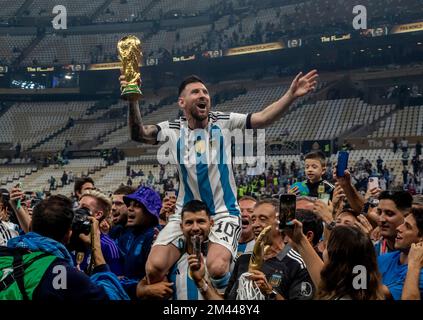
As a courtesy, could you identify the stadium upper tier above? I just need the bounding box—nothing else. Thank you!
[1,0,421,67]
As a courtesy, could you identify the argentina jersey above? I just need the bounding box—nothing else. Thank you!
[237,238,256,257]
[168,253,205,300]
[157,111,251,217]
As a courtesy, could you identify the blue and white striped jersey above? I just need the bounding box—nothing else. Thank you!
[157,111,251,217]
[237,238,256,257]
[168,253,205,300]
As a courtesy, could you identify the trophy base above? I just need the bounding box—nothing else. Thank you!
[121,84,142,101]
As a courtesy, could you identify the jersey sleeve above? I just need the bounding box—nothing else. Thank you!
[228,113,252,130]
[286,266,315,300]
[156,121,170,142]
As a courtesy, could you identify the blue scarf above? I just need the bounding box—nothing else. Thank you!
[7,232,74,267]
[7,232,130,300]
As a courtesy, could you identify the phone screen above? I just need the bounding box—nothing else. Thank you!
[279,194,296,230]
[337,151,349,177]
[191,235,201,263]
[368,177,379,190]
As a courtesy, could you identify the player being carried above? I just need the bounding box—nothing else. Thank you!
[120,70,318,290]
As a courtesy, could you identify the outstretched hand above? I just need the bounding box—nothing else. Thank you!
[288,70,318,99]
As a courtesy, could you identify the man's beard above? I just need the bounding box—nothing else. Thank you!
[191,110,208,121]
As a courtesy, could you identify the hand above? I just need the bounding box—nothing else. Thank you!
[188,253,205,283]
[136,277,173,299]
[9,187,24,204]
[247,270,273,296]
[408,242,423,269]
[284,219,306,245]
[332,183,345,209]
[287,70,318,99]
[334,169,352,188]
[313,200,334,224]
[370,226,381,242]
[119,74,141,88]
[119,74,128,90]
[354,214,373,236]
[365,187,381,202]
[79,216,100,247]
[288,185,300,196]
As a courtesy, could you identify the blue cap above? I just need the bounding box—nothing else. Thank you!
[123,186,162,220]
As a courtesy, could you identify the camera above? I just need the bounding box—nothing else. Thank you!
[68,207,92,252]
[72,207,91,236]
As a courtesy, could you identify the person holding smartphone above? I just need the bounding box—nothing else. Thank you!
[137,200,213,300]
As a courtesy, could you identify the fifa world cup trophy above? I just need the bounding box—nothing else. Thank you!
[117,35,142,101]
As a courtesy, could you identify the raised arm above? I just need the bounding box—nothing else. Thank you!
[128,101,159,144]
[285,219,324,289]
[8,186,31,233]
[250,70,318,129]
[120,75,159,144]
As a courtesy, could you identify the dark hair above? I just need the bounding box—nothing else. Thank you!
[410,207,423,236]
[31,195,74,242]
[74,177,94,195]
[379,190,412,212]
[113,185,136,195]
[181,200,211,219]
[304,151,326,166]
[178,75,205,96]
[295,209,323,246]
[318,226,383,300]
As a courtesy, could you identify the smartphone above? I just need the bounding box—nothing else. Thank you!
[368,177,379,190]
[336,151,349,177]
[191,235,201,264]
[279,194,296,230]
[15,182,22,209]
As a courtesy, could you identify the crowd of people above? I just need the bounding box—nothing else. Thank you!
[2,150,423,300]
[1,72,423,301]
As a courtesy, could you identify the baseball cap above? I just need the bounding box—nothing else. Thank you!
[123,186,162,220]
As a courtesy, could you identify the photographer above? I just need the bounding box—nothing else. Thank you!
[0,195,129,300]
[74,190,122,276]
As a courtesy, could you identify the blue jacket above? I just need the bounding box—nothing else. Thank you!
[117,226,157,299]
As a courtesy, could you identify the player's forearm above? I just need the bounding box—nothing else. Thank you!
[128,101,157,144]
[401,265,421,300]
[250,92,295,129]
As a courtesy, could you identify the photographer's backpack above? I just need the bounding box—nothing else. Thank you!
[0,246,57,300]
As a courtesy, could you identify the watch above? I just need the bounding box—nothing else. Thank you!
[326,220,337,231]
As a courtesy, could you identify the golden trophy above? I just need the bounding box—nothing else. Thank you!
[117,35,142,101]
[249,225,272,271]
[236,225,273,299]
